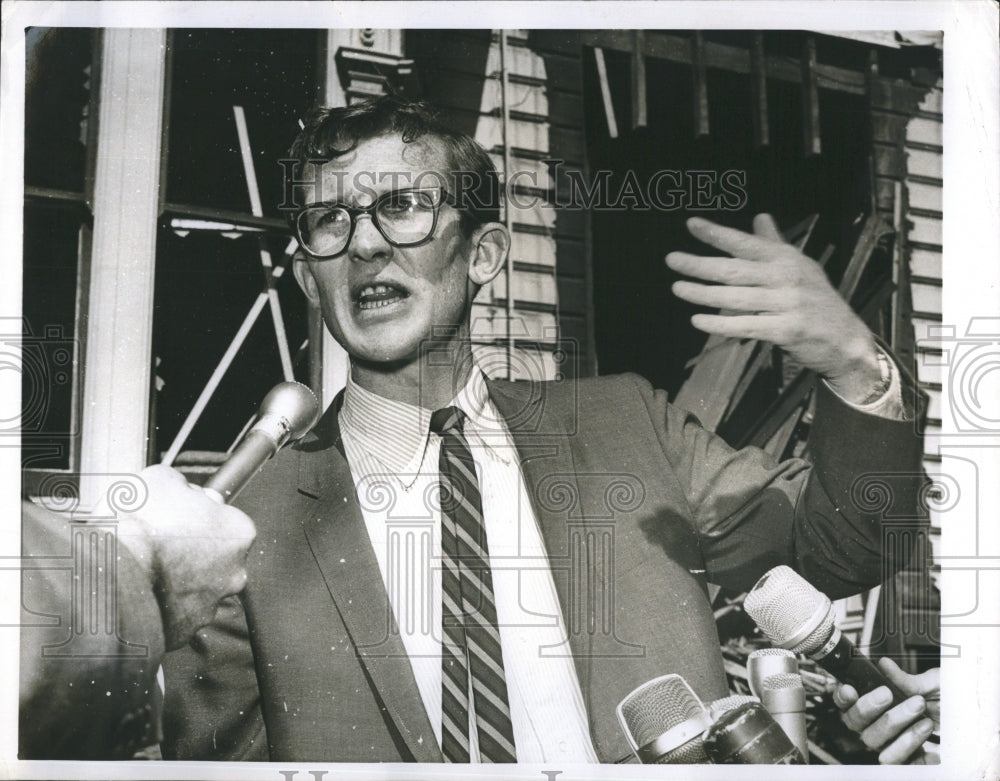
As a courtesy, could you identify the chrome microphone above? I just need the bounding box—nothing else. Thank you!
[204,382,321,503]
[747,647,798,697]
[703,695,805,764]
[743,565,906,703]
[761,673,809,762]
[616,674,712,763]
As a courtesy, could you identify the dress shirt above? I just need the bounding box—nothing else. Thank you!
[337,351,906,763]
[339,369,601,763]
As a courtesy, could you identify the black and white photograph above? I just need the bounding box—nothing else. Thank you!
[3,2,997,779]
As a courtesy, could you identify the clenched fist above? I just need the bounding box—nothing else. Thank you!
[115,464,257,649]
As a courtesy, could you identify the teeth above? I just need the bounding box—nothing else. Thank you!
[356,282,407,310]
[360,284,394,296]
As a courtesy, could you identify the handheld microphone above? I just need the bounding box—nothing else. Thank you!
[743,565,907,704]
[747,647,798,697]
[761,673,809,762]
[703,697,805,764]
[203,382,321,503]
[616,674,712,763]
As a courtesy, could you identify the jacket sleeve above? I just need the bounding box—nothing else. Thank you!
[19,500,165,760]
[633,370,928,598]
[160,595,268,760]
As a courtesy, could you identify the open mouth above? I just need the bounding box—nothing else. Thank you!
[353,283,410,311]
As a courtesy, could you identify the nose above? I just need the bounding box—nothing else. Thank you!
[347,213,391,264]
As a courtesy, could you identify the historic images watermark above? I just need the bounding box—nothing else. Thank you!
[276,161,749,215]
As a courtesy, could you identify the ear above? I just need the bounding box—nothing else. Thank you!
[466,223,510,287]
[292,252,321,306]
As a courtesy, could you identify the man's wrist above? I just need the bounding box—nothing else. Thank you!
[823,338,887,405]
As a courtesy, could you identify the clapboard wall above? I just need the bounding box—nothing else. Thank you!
[408,30,595,381]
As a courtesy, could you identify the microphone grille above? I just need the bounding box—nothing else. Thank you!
[743,565,834,651]
[748,647,797,659]
[763,673,804,691]
[709,694,759,717]
[618,675,705,748]
[747,647,800,696]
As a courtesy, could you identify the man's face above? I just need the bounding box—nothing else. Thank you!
[294,134,477,366]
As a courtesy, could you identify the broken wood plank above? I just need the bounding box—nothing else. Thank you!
[593,47,619,138]
[750,33,769,147]
[802,37,821,156]
[631,31,647,129]
[692,31,710,136]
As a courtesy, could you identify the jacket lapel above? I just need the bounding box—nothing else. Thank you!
[489,380,637,763]
[488,382,600,727]
[296,400,442,762]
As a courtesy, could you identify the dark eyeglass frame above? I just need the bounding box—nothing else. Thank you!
[294,186,457,260]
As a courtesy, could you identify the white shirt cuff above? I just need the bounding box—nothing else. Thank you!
[823,345,905,420]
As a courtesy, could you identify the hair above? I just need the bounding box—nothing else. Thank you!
[287,95,501,233]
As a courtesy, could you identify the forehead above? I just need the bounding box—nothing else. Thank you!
[302,133,451,206]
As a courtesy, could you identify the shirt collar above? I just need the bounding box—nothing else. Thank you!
[339,366,506,483]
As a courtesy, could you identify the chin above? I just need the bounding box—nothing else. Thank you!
[341,329,425,367]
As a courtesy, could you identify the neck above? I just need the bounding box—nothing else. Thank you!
[350,337,477,410]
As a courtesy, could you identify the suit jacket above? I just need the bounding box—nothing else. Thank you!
[162,372,925,763]
[19,499,165,760]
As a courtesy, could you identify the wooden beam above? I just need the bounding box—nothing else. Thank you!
[580,30,869,95]
[592,47,619,138]
[802,37,821,156]
[631,30,647,129]
[838,214,893,301]
[750,33,769,147]
[692,32,710,137]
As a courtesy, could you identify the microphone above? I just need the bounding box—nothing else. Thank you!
[743,565,907,704]
[761,673,809,762]
[747,647,798,697]
[703,696,805,764]
[616,674,712,763]
[203,382,321,503]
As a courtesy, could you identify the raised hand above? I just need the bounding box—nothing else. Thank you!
[666,214,883,405]
[832,658,940,764]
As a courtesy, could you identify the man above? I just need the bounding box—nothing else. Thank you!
[19,466,255,759]
[160,95,927,763]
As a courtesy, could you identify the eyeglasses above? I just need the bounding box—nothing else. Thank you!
[294,187,453,259]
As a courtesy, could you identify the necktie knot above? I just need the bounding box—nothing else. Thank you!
[430,406,465,436]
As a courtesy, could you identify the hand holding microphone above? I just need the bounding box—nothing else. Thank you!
[127,381,320,646]
[833,659,940,764]
[743,565,908,704]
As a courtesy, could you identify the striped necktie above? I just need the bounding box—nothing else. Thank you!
[431,406,517,763]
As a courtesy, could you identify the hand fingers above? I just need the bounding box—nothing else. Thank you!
[665,252,774,286]
[841,685,894,733]
[877,718,936,765]
[686,216,781,259]
[878,657,941,700]
[832,683,859,711]
[688,313,788,343]
[858,695,927,751]
[672,280,781,312]
[753,213,783,242]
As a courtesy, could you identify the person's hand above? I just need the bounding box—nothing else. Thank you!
[116,464,257,649]
[832,658,940,764]
[666,214,883,404]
